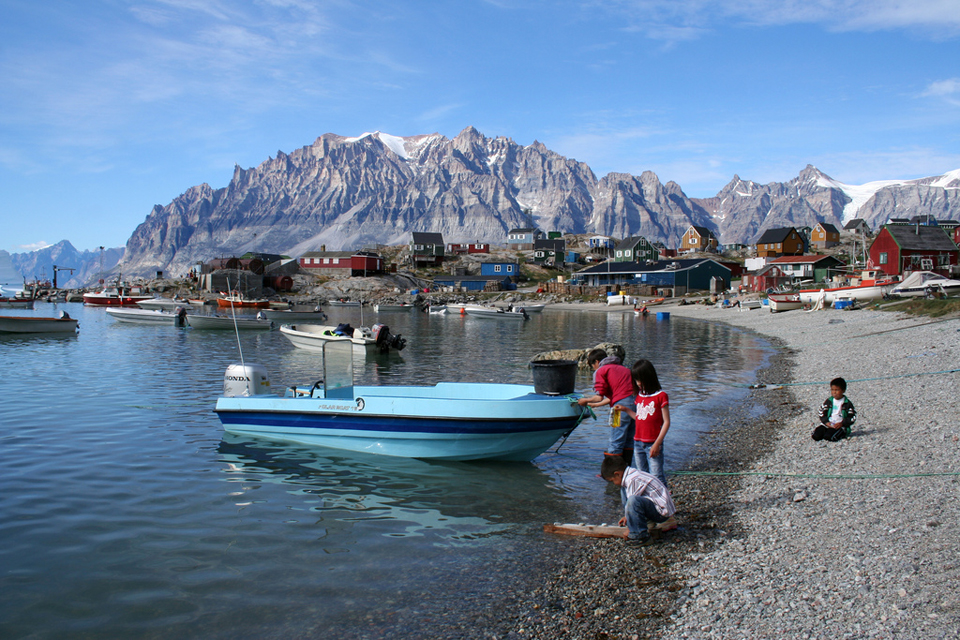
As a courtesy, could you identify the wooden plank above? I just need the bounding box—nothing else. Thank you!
[543,523,627,538]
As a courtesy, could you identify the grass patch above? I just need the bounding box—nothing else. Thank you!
[879,297,960,318]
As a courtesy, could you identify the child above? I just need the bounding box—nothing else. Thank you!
[578,348,637,464]
[813,377,857,442]
[615,359,670,486]
[600,456,675,546]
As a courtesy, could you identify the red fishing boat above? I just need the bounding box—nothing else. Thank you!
[216,291,270,309]
[83,281,153,306]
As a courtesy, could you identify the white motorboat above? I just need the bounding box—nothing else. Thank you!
[185,314,274,330]
[464,306,529,320]
[888,271,960,298]
[374,303,413,312]
[106,307,187,325]
[279,322,406,353]
[0,311,78,334]
[798,270,898,305]
[767,292,803,313]
[136,297,193,311]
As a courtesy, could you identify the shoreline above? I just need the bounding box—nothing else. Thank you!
[499,300,959,639]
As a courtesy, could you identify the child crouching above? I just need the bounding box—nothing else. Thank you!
[600,455,676,546]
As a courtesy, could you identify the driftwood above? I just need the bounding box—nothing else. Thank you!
[543,523,627,538]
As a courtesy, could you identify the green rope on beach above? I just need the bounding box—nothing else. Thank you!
[672,470,960,479]
[730,366,960,389]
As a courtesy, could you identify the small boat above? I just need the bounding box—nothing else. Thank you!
[136,297,193,311]
[798,270,898,305]
[520,303,546,313]
[0,311,78,334]
[464,306,529,320]
[185,313,274,330]
[260,308,328,322]
[327,299,362,307]
[427,305,447,314]
[374,303,413,312]
[188,298,215,306]
[767,292,803,313]
[217,291,270,309]
[106,307,187,325]
[83,281,153,306]
[888,271,960,298]
[0,292,35,309]
[214,344,589,461]
[279,322,406,353]
[739,299,762,310]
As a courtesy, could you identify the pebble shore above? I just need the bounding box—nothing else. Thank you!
[498,300,960,639]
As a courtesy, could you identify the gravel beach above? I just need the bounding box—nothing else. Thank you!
[499,300,960,640]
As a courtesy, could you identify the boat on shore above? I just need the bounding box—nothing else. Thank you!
[217,291,270,309]
[279,322,407,353]
[0,311,78,334]
[798,270,898,305]
[106,307,187,325]
[767,292,803,313]
[888,271,960,298]
[185,314,274,330]
[214,343,588,461]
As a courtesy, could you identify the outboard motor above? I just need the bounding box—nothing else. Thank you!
[223,363,273,397]
[371,323,407,353]
[175,306,188,327]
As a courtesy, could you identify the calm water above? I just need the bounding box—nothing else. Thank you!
[0,302,772,639]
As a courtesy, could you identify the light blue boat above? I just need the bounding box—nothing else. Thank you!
[215,343,588,461]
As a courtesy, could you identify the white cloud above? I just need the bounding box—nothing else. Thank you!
[922,78,960,106]
[16,242,52,252]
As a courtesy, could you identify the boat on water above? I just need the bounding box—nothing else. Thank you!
[798,270,898,305]
[767,292,803,313]
[0,296,34,309]
[279,322,407,353]
[106,307,187,326]
[214,342,589,461]
[260,308,328,322]
[327,299,362,307]
[216,291,270,309]
[137,297,193,311]
[0,311,78,334]
[185,313,274,330]
[83,281,153,306]
[888,271,960,298]
[374,303,413,312]
[427,304,447,314]
[464,306,529,320]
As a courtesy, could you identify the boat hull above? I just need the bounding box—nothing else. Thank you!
[464,308,528,319]
[0,315,78,333]
[767,294,802,313]
[215,382,585,461]
[186,314,274,330]
[83,293,153,306]
[106,308,184,325]
[279,324,375,350]
[798,283,890,304]
[260,309,328,322]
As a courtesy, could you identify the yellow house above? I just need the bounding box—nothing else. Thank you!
[681,226,718,252]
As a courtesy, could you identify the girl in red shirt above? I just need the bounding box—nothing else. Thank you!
[615,359,670,486]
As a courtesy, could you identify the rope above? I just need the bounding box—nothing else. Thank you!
[739,367,960,389]
[672,470,960,479]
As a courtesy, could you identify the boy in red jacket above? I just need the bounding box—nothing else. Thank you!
[578,348,636,463]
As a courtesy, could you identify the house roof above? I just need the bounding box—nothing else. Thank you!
[768,255,842,266]
[508,228,538,234]
[534,238,565,251]
[411,232,444,244]
[576,258,731,276]
[882,224,959,252]
[755,227,798,244]
[688,225,717,239]
[816,223,840,234]
[300,251,355,259]
[844,219,869,230]
[615,236,649,250]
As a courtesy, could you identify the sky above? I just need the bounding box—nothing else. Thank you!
[2,0,959,254]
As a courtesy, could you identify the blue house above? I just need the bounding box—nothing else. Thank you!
[431,274,516,292]
[573,259,731,295]
[479,262,520,277]
[507,228,543,250]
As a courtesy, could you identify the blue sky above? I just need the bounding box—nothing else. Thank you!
[2,0,959,253]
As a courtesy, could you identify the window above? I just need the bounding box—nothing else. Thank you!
[494,265,502,272]
[777,243,782,249]
[878,252,888,265]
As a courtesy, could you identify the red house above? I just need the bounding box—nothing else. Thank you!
[868,224,959,276]
[299,250,384,276]
[742,264,790,293]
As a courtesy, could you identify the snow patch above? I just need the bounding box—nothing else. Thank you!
[930,168,960,188]
[344,131,411,159]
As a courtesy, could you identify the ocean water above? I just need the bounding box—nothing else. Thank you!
[0,302,772,639]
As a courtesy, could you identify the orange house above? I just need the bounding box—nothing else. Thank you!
[811,222,840,248]
[754,227,806,258]
[680,226,718,252]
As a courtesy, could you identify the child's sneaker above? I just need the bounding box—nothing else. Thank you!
[656,516,678,532]
[624,535,655,547]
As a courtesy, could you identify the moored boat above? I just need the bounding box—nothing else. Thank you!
[374,303,413,312]
[279,322,406,353]
[0,311,78,334]
[217,291,270,308]
[83,282,153,306]
[106,307,187,325]
[464,306,529,320]
[137,297,193,311]
[214,344,589,461]
[185,313,274,330]
[798,270,898,305]
[260,308,328,322]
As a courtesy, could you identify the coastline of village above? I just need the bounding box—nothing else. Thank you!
[494,299,959,640]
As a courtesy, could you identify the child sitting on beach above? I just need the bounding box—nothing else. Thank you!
[600,456,676,546]
[812,377,857,442]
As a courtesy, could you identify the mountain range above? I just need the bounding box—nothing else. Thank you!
[9,127,960,284]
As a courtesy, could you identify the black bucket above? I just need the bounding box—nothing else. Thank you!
[530,359,578,395]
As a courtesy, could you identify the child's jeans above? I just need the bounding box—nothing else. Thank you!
[607,396,637,456]
[625,495,667,539]
[634,441,666,486]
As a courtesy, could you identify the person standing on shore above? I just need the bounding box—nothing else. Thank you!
[812,377,857,442]
[578,348,637,465]
[614,359,670,486]
[600,455,675,546]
